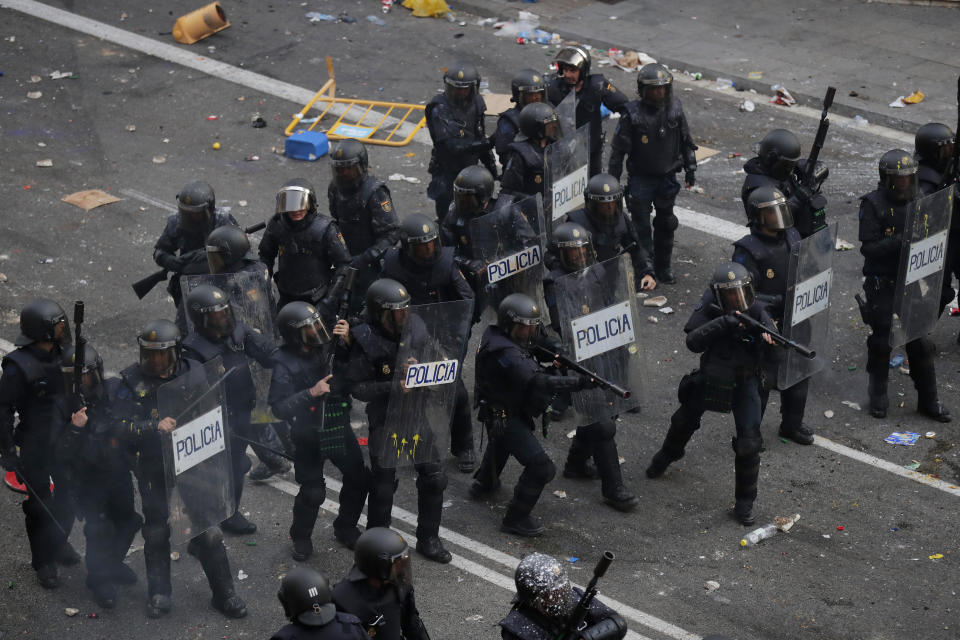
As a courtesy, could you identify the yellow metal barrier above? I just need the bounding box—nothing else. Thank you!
[285,57,427,147]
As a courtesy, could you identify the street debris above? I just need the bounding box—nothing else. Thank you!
[739,99,755,112]
[704,580,720,592]
[465,615,484,622]
[770,85,796,106]
[61,189,121,211]
[924,431,936,439]
[152,155,166,164]
[553,490,567,499]
[65,608,80,617]
[824,410,834,419]
[774,514,801,531]
[388,173,422,184]
[402,0,451,18]
[835,238,854,251]
[647,315,659,324]
[27,91,42,99]
[237,569,248,581]
[841,400,861,411]
[889,354,904,368]
[658,306,674,314]
[642,296,668,308]
[884,432,920,446]
[903,90,924,104]
[35,159,53,168]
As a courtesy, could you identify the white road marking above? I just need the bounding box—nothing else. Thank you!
[265,477,662,640]
[675,206,745,241]
[119,188,176,213]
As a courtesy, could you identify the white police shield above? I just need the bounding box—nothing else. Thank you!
[553,254,645,420]
[158,357,236,545]
[471,194,549,319]
[778,224,837,389]
[545,124,590,223]
[890,185,955,348]
[374,300,473,468]
[555,88,577,139]
[181,268,279,424]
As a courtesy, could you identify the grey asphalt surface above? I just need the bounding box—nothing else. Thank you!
[1,1,959,639]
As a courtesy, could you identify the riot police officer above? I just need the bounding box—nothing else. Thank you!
[914,123,959,318]
[439,165,500,294]
[500,102,560,199]
[646,263,776,525]
[328,140,401,312]
[332,527,431,640]
[732,187,814,445]
[269,302,367,559]
[154,181,238,313]
[259,178,352,314]
[0,299,77,589]
[273,566,368,640]
[500,552,628,640]
[547,45,628,176]
[116,319,246,618]
[741,129,830,239]
[205,224,261,275]
[609,64,697,285]
[426,61,498,223]
[567,173,657,292]
[543,223,639,512]
[58,344,142,609]
[471,294,598,536]
[344,279,452,563]
[182,285,279,535]
[858,150,951,422]
[381,214,477,472]
[492,68,549,164]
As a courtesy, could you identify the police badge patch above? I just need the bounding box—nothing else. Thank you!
[766,268,775,279]
[382,364,391,376]
[380,200,392,213]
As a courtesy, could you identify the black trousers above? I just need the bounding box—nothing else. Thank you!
[18,439,75,571]
[75,469,142,589]
[474,416,556,519]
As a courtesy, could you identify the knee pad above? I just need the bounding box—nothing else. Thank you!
[416,467,448,494]
[528,455,556,485]
[298,484,327,509]
[141,523,171,546]
[731,436,763,459]
[371,467,398,494]
[652,210,678,232]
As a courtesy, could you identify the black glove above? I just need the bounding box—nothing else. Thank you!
[0,448,18,472]
[349,253,370,270]
[467,139,494,154]
[722,313,743,330]
[158,254,185,272]
[684,169,696,187]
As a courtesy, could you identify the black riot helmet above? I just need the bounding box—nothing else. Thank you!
[745,186,794,232]
[15,298,70,347]
[330,140,369,192]
[176,181,216,233]
[915,122,956,173]
[756,129,801,181]
[518,102,561,144]
[879,149,920,203]
[276,178,319,231]
[711,262,755,313]
[347,528,412,587]
[510,68,548,106]
[277,301,331,350]
[553,222,596,273]
[497,293,542,348]
[515,553,575,619]
[185,284,236,342]
[205,225,250,274]
[277,566,337,627]
[365,278,411,337]
[453,165,496,217]
[137,319,181,380]
[400,214,441,267]
[60,343,105,402]
[585,173,624,228]
[443,62,480,110]
[554,45,591,82]
[637,63,673,107]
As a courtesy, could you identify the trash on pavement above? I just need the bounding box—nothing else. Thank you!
[402,0,451,18]
[924,431,936,439]
[658,306,674,314]
[35,159,53,167]
[553,490,567,498]
[889,96,907,108]
[173,2,230,44]
[884,432,920,446]
[366,15,387,26]
[852,115,869,127]
[647,315,659,324]
[704,580,720,591]
[388,173,422,184]
[904,461,920,470]
[465,615,484,621]
[903,90,924,104]
[251,115,266,128]
[306,12,337,23]
[152,155,166,164]
[824,410,834,418]
[26,91,42,99]
[770,85,796,106]
[61,189,121,211]
[642,296,668,308]
[747,71,763,80]
[285,130,329,161]
[237,569,248,580]
[739,99,755,112]
[49,70,73,80]
[841,400,861,411]
[740,523,778,547]
[65,608,80,617]
[773,514,801,531]
[835,238,854,251]
[889,354,904,368]
[715,77,735,90]
[929,553,944,560]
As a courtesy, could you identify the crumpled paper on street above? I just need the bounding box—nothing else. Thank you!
[402,0,450,18]
[607,50,657,72]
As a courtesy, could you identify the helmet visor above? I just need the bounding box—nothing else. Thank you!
[407,238,440,266]
[291,311,331,347]
[587,198,621,226]
[642,84,671,106]
[768,157,797,181]
[139,344,179,379]
[518,88,546,106]
[453,189,483,217]
[206,247,228,274]
[543,120,561,143]
[757,200,794,231]
[560,245,594,272]
[885,173,918,203]
[388,550,412,587]
[276,187,312,215]
[333,163,363,191]
[198,304,235,340]
[444,83,475,109]
[714,281,756,313]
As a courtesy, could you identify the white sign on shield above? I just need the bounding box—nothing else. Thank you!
[570,301,635,362]
[171,405,226,475]
[552,165,589,220]
[486,244,542,284]
[404,359,460,389]
[791,268,832,326]
[905,230,948,285]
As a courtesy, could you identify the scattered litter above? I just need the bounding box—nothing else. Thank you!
[609,51,657,73]
[305,12,337,22]
[695,146,720,161]
[770,85,796,106]
[740,523,778,547]
[65,608,80,617]
[643,296,668,308]
[35,159,53,167]
[739,99,755,112]
[904,461,921,471]
[404,152,416,157]
[402,0,451,18]
[929,553,944,560]
[37,142,46,147]
[442,500,453,508]
[339,13,357,24]
[824,410,834,419]
[366,15,387,26]
[848,365,857,371]
[884,432,920,446]
[212,142,221,150]
[852,115,869,127]
[568,557,579,563]
[29,75,41,83]
[835,238,854,251]
[238,200,248,207]
[704,580,720,591]
[747,71,763,80]
[553,490,567,498]
[49,70,73,80]
[841,400,861,411]
[251,116,266,128]
[715,77,734,90]
[237,570,248,581]
[27,91,43,99]
[125,124,136,132]
[152,155,166,164]
[647,315,659,324]
[950,307,960,316]
[206,114,219,121]
[246,541,257,546]
[0,274,7,283]
[618,456,626,464]
[903,90,924,104]
[836,525,845,531]
[61,189,121,211]
[889,354,904,368]
[566,429,577,439]
[244,155,260,161]
[688,185,705,194]
[170,551,180,561]
[658,306,674,314]
[773,514,801,532]
[889,96,907,108]
[925,431,936,439]
[822,534,831,539]
[899,365,910,375]
[388,173,422,184]
[465,615,483,622]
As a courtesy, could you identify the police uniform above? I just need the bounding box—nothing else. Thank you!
[492,106,522,166]
[271,611,369,640]
[547,75,628,176]
[153,209,238,308]
[500,587,627,640]
[500,138,546,199]
[566,208,655,285]
[332,577,429,640]
[741,157,828,239]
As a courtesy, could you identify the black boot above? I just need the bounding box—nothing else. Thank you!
[221,511,257,535]
[500,502,544,537]
[563,458,600,480]
[602,486,639,512]
[911,357,952,423]
[416,536,452,564]
[291,538,313,562]
[733,437,761,526]
[189,531,248,619]
[146,594,172,619]
[867,372,889,419]
[653,231,676,285]
[778,415,815,445]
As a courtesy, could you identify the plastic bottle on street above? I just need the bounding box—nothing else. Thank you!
[740,523,778,547]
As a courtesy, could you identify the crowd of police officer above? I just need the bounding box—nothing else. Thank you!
[1,44,958,639]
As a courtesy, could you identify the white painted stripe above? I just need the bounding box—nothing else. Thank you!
[675,206,745,242]
[266,473,695,640]
[120,188,176,213]
[813,435,960,497]
[0,338,15,357]
[0,0,431,146]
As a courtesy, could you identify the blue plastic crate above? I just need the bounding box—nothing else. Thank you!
[285,130,329,161]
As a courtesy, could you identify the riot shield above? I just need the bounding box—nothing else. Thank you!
[553,254,645,420]
[471,194,549,318]
[545,124,590,223]
[158,357,236,545]
[778,224,837,389]
[374,299,473,467]
[890,185,955,348]
[181,268,279,424]
[555,88,577,139]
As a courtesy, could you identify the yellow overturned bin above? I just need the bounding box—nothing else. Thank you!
[173,2,230,44]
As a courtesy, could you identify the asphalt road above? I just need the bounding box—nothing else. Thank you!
[0,2,958,639]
